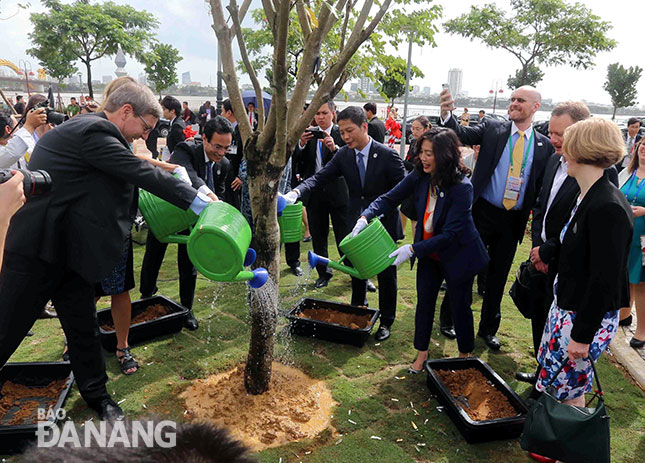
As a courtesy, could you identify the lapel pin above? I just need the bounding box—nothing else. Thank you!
[439,192,444,198]
[572,223,577,234]
[373,153,377,159]
[537,142,543,146]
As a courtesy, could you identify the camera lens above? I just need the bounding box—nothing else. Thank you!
[21,169,52,198]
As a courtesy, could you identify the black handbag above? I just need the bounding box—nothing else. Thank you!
[509,259,536,319]
[520,358,611,463]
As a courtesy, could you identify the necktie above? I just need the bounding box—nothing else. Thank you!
[356,151,366,187]
[503,130,524,210]
[315,140,323,172]
[206,160,214,191]
[628,137,634,155]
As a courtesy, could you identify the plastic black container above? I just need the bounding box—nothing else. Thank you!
[0,362,75,454]
[425,357,528,443]
[97,295,189,352]
[286,298,379,347]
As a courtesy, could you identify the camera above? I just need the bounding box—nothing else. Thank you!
[35,101,66,126]
[0,168,52,200]
[305,127,326,139]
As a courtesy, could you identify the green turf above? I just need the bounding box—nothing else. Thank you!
[4,223,644,462]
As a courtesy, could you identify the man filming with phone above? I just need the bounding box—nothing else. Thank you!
[290,100,347,287]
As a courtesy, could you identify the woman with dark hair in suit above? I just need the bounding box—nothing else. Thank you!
[358,127,489,371]
[534,118,632,408]
[400,116,431,235]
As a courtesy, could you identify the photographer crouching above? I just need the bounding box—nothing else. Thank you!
[0,81,210,421]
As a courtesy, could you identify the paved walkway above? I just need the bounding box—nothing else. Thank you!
[611,304,645,390]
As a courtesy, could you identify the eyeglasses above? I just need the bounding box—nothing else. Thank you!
[207,141,231,153]
[138,115,153,134]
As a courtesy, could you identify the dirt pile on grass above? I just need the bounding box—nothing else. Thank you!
[181,362,335,450]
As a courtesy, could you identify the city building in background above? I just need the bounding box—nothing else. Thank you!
[448,68,463,97]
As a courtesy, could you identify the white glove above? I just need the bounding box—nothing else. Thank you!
[173,166,191,184]
[351,217,368,237]
[389,245,414,266]
[284,190,299,205]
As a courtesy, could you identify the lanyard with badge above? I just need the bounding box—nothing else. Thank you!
[503,130,534,202]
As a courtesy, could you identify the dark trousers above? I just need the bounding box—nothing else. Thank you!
[472,198,523,337]
[139,231,197,309]
[530,270,555,358]
[223,182,241,211]
[0,253,109,406]
[285,241,300,268]
[145,130,160,159]
[351,265,397,326]
[307,193,349,279]
[414,258,475,353]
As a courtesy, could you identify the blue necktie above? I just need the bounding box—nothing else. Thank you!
[356,151,366,187]
[206,160,214,191]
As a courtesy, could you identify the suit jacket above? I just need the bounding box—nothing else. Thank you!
[363,171,489,284]
[296,140,405,239]
[532,155,618,264]
[5,112,197,283]
[167,117,186,153]
[368,116,386,144]
[170,140,230,199]
[226,125,243,181]
[292,125,348,207]
[555,174,632,343]
[442,115,552,241]
[198,105,214,126]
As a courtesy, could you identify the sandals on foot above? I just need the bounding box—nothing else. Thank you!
[116,347,139,375]
[62,339,69,362]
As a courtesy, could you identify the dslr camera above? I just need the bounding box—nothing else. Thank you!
[305,127,326,139]
[0,168,52,200]
[35,101,66,126]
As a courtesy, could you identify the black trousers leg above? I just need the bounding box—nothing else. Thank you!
[413,259,442,351]
[139,232,169,298]
[446,276,476,354]
[439,289,453,328]
[177,243,197,309]
[307,200,332,279]
[377,265,397,326]
[530,271,554,358]
[285,242,301,268]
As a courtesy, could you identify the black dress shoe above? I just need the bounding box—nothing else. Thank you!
[314,275,331,288]
[630,337,645,348]
[290,265,303,277]
[93,398,125,421]
[479,333,501,350]
[440,326,457,339]
[366,280,377,292]
[619,315,633,327]
[38,307,58,319]
[184,310,199,331]
[515,371,537,384]
[374,325,391,341]
[303,235,312,242]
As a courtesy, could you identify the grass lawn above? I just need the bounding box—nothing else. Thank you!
[6,223,645,462]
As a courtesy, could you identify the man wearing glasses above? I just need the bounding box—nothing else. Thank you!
[0,82,211,421]
[139,116,233,330]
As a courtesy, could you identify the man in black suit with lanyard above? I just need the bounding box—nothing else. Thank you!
[440,86,552,350]
[363,102,386,143]
[290,101,348,285]
[161,95,186,155]
[516,101,618,384]
[0,82,209,420]
[140,117,231,330]
[285,106,405,341]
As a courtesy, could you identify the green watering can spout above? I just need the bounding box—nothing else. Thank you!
[308,251,362,279]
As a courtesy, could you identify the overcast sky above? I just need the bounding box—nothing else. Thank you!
[0,0,642,106]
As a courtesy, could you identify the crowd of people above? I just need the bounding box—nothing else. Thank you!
[0,79,641,462]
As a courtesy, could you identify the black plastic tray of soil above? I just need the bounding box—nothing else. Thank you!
[286,298,380,347]
[0,362,75,454]
[425,357,528,444]
[97,295,189,352]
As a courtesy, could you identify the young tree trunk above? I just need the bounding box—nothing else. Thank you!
[85,61,94,99]
[612,105,617,120]
[243,136,283,394]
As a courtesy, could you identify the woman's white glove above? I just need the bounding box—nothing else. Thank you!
[389,245,414,266]
[173,166,191,184]
[351,217,368,237]
[283,190,299,205]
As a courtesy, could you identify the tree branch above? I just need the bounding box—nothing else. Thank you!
[295,0,312,41]
[239,0,252,22]
[209,0,252,143]
[228,0,265,130]
[261,0,276,30]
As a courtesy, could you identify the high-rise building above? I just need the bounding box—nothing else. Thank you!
[182,71,191,85]
[423,86,431,95]
[448,68,463,97]
[412,85,420,94]
[359,76,371,93]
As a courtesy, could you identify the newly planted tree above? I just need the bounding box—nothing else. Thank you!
[604,63,643,120]
[143,43,182,99]
[209,0,441,394]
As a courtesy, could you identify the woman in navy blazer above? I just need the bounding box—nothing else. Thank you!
[357,128,489,371]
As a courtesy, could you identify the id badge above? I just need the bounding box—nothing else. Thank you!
[504,176,523,201]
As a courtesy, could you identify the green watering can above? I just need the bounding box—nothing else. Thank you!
[138,192,268,288]
[307,218,396,280]
[278,202,303,243]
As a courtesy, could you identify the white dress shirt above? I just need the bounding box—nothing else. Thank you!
[0,127,36,169]
[541,156,569,242]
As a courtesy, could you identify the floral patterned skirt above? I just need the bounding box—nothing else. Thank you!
[535,302,618,401]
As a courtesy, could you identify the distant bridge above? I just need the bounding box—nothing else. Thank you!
[0,59,57,93]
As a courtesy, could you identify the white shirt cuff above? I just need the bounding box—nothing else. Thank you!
[198,185,214,196]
